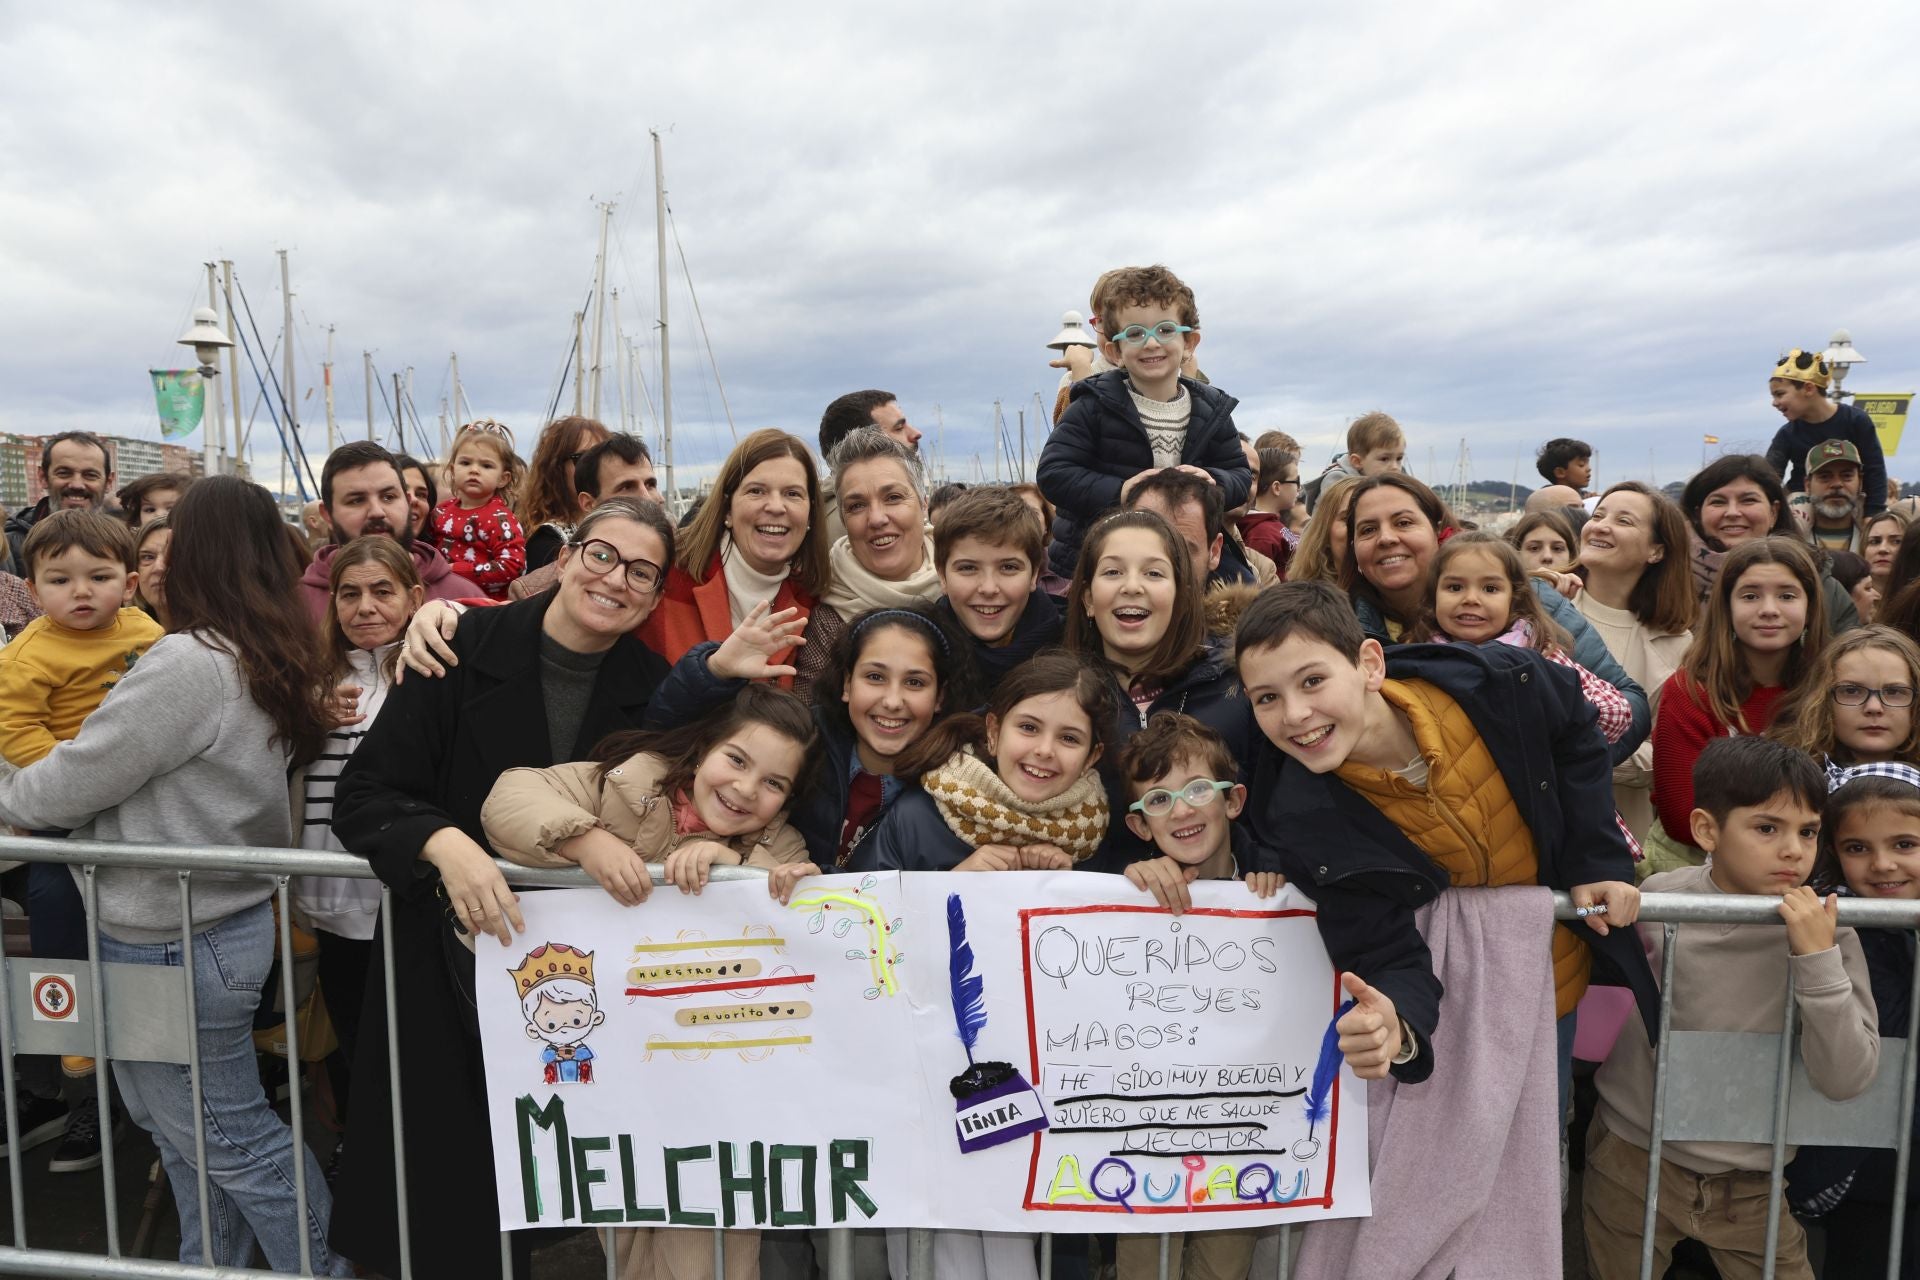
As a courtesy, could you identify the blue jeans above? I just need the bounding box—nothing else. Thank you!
[98,901,345,1274]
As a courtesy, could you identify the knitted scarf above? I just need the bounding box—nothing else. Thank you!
[822,529,941,616]
[920,749,1109,861]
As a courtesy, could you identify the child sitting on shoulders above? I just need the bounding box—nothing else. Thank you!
[482,683,817,903]
[432,420,527,599]
[1584,736,1879,1280]
[1035,264,1250,583]
[1769,624,1920,782]
[859,650,1114,874]
[1117,711,1284,915]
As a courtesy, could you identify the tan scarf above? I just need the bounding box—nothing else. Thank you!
[822,530,941,616]
[920,750,1109,861]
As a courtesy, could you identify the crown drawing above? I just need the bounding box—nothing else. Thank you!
[510,943,597,997]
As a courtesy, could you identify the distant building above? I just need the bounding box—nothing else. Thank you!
[1,432,205,511]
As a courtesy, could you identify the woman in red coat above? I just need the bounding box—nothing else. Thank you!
[638,429,830,684]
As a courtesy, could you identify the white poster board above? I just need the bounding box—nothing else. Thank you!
[481,872,1369,1233]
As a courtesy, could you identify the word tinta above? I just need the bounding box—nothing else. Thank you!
[516,1094,878,1228]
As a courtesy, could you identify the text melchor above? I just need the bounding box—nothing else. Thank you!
[515,1094,878,1227]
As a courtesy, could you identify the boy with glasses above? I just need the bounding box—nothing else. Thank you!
[1035,264,1251,582]
[1112,712,1280,1280]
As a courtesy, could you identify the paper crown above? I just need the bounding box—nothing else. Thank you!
[510,943,596,997]
[1772,349,1832,389]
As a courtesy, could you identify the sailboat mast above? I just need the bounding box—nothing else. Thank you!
[451,351,463,424]
[589,201,613,421]
[203,262,223,479]
[572,312,585,416]
[221,261,241,470]
[324,324,338,452]
[653,129,675,516]
[363,350,374,442]
[611,288,630,433]
[279,249,296,497]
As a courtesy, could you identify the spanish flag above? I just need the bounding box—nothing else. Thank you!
[1703,434,1720,444]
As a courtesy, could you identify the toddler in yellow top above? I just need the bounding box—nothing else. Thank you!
[0,509,164,767]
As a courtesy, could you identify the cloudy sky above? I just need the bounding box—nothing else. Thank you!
[4,3,1916,501]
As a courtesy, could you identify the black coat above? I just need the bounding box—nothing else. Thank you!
[328,592,667,1280]
[644,641,876,869]
[866,786,970,871]
[1036,371,1251,579]
[1242,641,1660,1085]
[935,587,1065,693]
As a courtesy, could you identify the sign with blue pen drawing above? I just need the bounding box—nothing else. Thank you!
[481,873,1369,1232]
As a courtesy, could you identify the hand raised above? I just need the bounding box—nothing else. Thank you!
[1335,972,1405,1080]
[709,600,806,682]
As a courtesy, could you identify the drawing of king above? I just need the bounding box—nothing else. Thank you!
[510,943,605,1085]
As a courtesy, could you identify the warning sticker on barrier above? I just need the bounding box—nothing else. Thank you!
[30,971,78,1022]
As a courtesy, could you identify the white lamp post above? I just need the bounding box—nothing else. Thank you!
[1823,328,1867,404]
[1046,310,1096,352]
[177,306,234,477]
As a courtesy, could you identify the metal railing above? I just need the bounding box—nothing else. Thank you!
[0,834,1914,1280]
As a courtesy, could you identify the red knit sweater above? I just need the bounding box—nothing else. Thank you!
[1650,672,1789,842]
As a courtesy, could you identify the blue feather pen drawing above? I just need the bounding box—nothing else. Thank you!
[1295,997,1355,1159]
[945,893,1049,1153]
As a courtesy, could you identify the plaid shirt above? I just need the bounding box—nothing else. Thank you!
[0,572,40,641]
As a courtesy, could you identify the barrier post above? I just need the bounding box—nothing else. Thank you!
[907,1227,933,1277]
[82,866,121,1256]
[1639,923,1679,1280]
[177,872,214,1265]
[0,915,26,1246]
[1760,967,1798,1279]
[272,878,314,1276]
[1888,935,1920,1279]
[381,887,413,1280]
[824,1226,853,1280]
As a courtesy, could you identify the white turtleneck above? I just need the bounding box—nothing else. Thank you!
[722,536,792,627]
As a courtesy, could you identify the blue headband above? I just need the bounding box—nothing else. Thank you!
[852,608,949,658]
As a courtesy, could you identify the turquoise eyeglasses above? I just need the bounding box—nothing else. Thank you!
[1110,322,1194,347]
[1128,778,1234,817]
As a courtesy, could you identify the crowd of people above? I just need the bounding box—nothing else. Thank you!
[0,261,1912,1278]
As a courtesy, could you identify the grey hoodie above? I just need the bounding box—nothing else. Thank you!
[0,631,294,943]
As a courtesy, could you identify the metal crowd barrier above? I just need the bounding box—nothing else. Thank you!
[0,835,1914,1280]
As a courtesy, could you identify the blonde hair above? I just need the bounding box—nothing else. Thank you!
[1769,625,1920,765]
[1292,475,1363,584]
[449,421,525,506]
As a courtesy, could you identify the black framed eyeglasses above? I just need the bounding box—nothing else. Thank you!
[1833,683,1916,708]
[574,539,664,593]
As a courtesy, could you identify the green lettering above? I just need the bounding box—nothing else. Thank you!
[719,1141,768,1228]
[829,1139,878,1223]
[619,1135,666,1223]
[572,1136,623,1224]
[515,1094,573,1222]
[665,1145,718,1226]
[769,1144,817,1227]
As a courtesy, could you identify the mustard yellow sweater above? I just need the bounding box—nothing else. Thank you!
[0,608,165,767]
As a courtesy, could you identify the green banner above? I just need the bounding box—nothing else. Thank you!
[149,369,205,440]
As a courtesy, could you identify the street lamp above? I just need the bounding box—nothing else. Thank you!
[176,306,233,477]
[1823,328,1867,403]
[1046,310,1096,352]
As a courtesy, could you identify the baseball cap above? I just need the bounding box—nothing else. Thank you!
[1807,439,1861,474]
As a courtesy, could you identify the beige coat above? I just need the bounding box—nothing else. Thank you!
[481,750,808,871]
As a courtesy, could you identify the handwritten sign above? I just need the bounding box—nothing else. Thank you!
[480,872,1369,1232]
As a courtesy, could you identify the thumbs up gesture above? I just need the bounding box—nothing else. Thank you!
[1336,973,1407,1080]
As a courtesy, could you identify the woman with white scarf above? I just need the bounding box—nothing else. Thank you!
[794,429,944,702]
